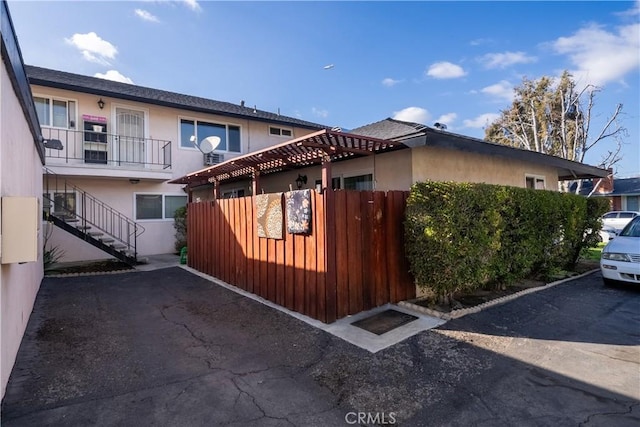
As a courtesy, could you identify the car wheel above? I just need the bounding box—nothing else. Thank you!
[603,278,616,287]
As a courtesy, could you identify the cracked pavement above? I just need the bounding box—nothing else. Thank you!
[2,267,639,426]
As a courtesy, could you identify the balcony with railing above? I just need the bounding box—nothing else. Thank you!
[42,127,172,178]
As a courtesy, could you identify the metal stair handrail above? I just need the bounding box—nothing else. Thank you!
[43,167,145,259]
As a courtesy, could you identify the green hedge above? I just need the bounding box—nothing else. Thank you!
[404,181,609,300]
[173,206,188,253]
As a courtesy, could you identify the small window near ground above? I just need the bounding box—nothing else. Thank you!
[525,175,545,190]
[626,196,639,212]
[344,174,373,191]
[269,126,293,137]
[165,195,188,219]
[136,194,187,220]
[221,189,245,199]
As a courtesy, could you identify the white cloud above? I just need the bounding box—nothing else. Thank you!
[463,113,500,129]
[551,22,640,86]
[94,70,134,84]
[479,51,537,69]
[135,9,160,23]
[480,80,514,101]
[312,107,328,118]
[181,0,201,12]
[382,78,402,87]
[65,32,117,65]
[470,38,492,46]
[392,107,431,124]
[615,0,640,17]
[426,61,467,79]
[434,113,457,128]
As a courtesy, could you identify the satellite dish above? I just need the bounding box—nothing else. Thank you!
[199,136,221,154]
[190,135,221,154]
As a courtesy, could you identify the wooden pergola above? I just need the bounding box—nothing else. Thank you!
[170,129,407,198]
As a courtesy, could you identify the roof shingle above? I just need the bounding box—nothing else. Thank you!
[25,65,327,130]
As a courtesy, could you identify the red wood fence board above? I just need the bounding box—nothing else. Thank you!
[187,190,413,323]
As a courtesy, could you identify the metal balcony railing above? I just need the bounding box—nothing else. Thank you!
[42,127,172,170]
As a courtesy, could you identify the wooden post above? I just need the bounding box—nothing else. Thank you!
[187,186,193,203]
[322,154,337,323]
[211,179,219,200]
[252,170,260,195]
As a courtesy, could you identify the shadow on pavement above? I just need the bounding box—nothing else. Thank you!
[1,267,638,426]
[437,271,640,347]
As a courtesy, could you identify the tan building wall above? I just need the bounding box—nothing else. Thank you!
[1,63,44,399]
[191,144,563,205]
[411,145,559,189]
[211,149,414,196]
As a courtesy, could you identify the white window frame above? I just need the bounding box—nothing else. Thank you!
[134,193,188,222]
[269,126,293,138]
[623,195,640,211]
[340,169,375,191]
[43,191,80,218]
[178,116,242,154]
[525,174,546,190]
[33,93,78,129]
[111,103,150,138]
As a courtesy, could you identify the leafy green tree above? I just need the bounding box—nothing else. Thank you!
[485,71,626,192]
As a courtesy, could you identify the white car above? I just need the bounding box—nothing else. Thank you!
[600,216,640,286]
[599,226,617,243]
[601,211,640,233]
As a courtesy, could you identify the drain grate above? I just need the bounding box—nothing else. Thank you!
[352,309,419,335]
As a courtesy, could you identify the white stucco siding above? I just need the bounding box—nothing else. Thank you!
[1,62,44,399]
[30,84,320,180]
[43,177,186,261]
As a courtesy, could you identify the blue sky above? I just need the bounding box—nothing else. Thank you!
[8,0,640,177]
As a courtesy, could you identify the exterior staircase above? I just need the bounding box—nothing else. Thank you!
[43,168,144,266]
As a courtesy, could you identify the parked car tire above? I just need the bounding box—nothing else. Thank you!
[603,278,617,287]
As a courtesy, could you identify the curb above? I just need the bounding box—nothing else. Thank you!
[399,269,600,321]
[45,269,135,278]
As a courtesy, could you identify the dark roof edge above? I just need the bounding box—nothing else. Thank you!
[1,2,44,164]
[424,128,608,179]
[28,74,325,131]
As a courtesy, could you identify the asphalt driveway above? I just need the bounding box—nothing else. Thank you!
[2,267,639,426]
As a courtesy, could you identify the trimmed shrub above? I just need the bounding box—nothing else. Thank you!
[405,181,604,302]
[173,206,188,253]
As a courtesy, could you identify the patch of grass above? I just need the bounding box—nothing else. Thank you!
[581,242,606,261]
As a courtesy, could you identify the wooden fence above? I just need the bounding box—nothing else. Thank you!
[187,190,415,323]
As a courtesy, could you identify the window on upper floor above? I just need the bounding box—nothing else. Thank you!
[525,175,546,190]
[34,96,76,129]
[269,126,293,137]
[180,119,241,153]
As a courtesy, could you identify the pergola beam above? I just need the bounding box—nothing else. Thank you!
[170,129,406,187]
